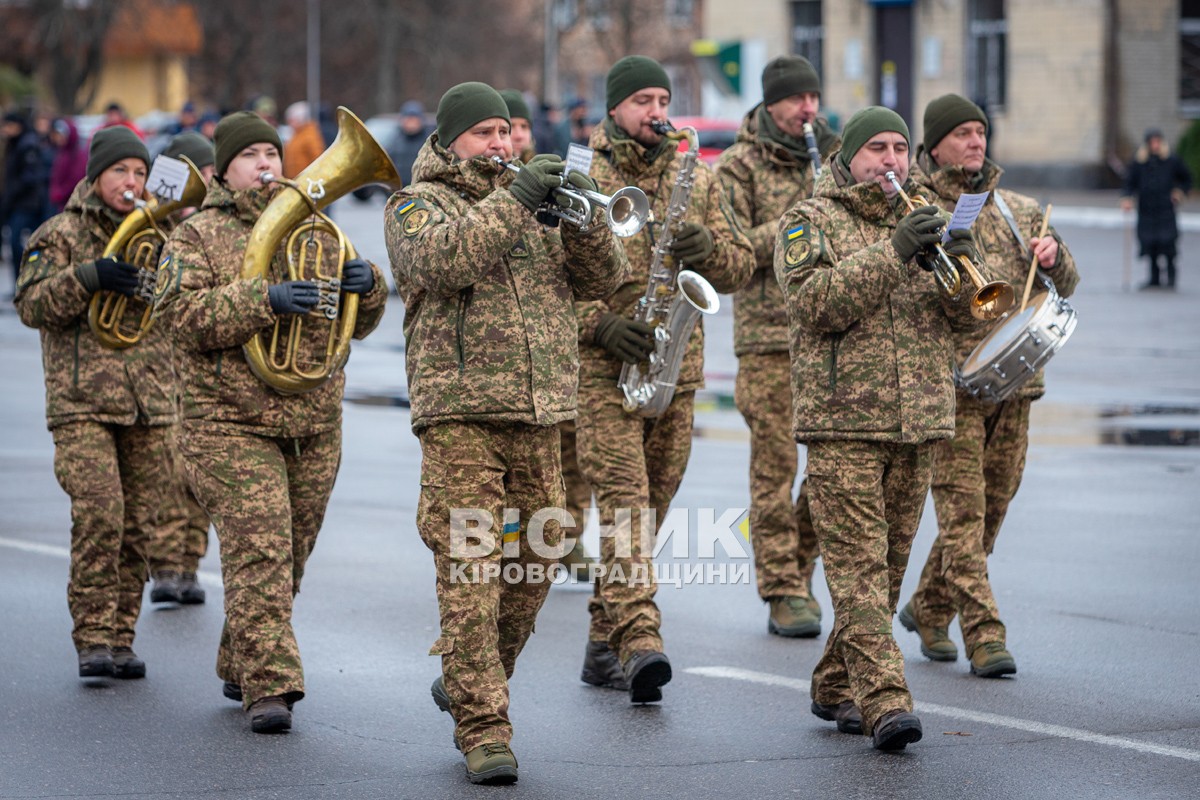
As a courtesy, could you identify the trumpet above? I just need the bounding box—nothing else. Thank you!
[884,171,1014,320]
[492,156,650,238]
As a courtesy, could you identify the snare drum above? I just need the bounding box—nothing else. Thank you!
[955,280,1078,404]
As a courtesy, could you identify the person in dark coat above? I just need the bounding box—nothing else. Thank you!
[1121,128,1192,290]
[2,111,52,285]
[49,118,88,214]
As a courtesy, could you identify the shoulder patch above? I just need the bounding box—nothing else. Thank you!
[395,197,432,237]
[508,238,530,259]
[782,225,818,269]
[153,254,174,302]
[17,248,47,289]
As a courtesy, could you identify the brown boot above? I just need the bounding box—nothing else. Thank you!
[248,696,292,733]
[898,600,958,661]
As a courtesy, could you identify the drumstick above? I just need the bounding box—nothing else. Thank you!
[1020,204,1052,311]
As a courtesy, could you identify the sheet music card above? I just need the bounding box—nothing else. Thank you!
[942,191,989,241]
[566,143,594,178]
[147,156,190,202]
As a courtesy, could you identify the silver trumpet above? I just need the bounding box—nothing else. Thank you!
[492,156,650,237]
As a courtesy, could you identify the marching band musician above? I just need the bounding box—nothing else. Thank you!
[14,127,174,682]
[574,56,753,704]
[384,81,627,784]
[898,94,1079,678]
[774,107,982,750]
[155,111,388,733]
[716,55,840,640]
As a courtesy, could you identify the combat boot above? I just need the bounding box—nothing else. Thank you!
[580,640,629,690]
[810,700,864,735]
[223,682,243,702]
[78,645,114,678]
[248,696,292,733]
[969,642,1017,678]
[560,538,596,582]
[464,742,518,785]
[111,647,146,679]
[623,650,671,704]
[898,600,958,661]
[767,596,821,638]
[431,676,459,750]
[872,709,922,751]
[149,570,182,603]
[177,572,206,604]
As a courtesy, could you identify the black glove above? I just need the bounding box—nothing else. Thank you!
[891,204,943,263]
[340,258,375,294]
[943,228,979,263]
[593,312,655,364]
[509,154,565,212]
[77,257,140,296]
[669,222,715,265]
[268,280,320,315]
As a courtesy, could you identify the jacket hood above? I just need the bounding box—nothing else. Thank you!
[201,177,275,224]
[409,133,513,199]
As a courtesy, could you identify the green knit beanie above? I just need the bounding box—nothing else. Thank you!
[436,82,510,147]
[499,89,532,122]
[606,55,671,111]
[762,55,821,106]
[163,131,215,169]
[86,126,150,183]
[837,106,910,170]
[213,111,283,177]
[923,93,987,152]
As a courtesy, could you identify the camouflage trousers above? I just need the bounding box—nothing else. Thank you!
[911,395,1031,652]
[558,417,593,542]
[52,420,171,651]
[417,421,563,753]
[181,426,341,709]
[735,351,820,601]
[576,383,693,661]
[805,439,932,735]
[148,425,210,574]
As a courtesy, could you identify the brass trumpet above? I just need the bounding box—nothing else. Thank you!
[89,157,208,349]
[492,156,650,237]
[884,171,1014,320]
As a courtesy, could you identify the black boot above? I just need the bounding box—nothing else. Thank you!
[149,570,182,603]
[581,640,629,690]
[1166,255,1177,289]
[177,572,206,604]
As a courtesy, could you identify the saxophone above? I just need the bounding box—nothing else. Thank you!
[617,120,720,418]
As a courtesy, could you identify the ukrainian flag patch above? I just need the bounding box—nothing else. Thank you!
[502,520,521,544]
[787,225,805,240]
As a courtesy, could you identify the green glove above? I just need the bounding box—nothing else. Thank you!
[669,222,715,265]
[564,169,598,194]
[891,204,943,262]
[943,228,979,263]
[509,153,565,212]
[593,312,655,364]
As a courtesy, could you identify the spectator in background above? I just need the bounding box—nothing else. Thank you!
[2,111,51,287]
[568,98,590,146]
[165,101,200,136]
[249,95,278,127]
[391,100,429,186]
[282,101,326,179]
[49,117,88,214]
[1121,127,1193,290]
[532,101,569,157]
[100,101,145,139]
[198,113,219,141]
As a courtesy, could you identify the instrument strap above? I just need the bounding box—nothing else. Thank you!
[992,191,1029,257]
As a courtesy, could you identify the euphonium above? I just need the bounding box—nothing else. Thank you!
[88,157,208,349]
[618,120,720,418]
[241,106,401,394]
[491,156,650,237]
[884,170,1014,320]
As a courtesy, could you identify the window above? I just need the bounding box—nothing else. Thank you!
[1181,0,1200,114]
[966,0,1007,110]
[667,0,694,28]
[791,1,823,78]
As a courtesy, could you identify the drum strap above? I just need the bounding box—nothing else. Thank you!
[992,191,1029,256]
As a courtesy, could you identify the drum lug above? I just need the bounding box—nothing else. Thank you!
[1026,327,1043,346]
[991,363,1007,379]
[1019,356,1035,374]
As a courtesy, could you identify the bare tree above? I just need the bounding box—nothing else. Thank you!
[31,0,122,114]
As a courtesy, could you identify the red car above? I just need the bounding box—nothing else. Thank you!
[667,116,740,164]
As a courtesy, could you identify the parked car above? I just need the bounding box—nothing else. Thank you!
[667,117,740,164]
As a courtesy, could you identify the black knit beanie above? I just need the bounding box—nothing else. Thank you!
[923,94,988,152]
[606,56,671,111]
[499,89,532,122]
[837,106,910,170]
[762,55,821,106]
[436,82,510,147]
[213,111,283,177]
[163,131,215,169]
[87,127,150,183]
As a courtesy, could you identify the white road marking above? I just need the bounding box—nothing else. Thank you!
[0,535,223,586]
[686,665,1200,763]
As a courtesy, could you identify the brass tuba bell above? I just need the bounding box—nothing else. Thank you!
[89,157,208,349]
[241,106,401,394]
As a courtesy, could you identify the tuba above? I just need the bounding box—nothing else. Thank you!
[884,171,1014,320]
[618,120,720,418]
[241,106,401,394]
[89,157,208,349]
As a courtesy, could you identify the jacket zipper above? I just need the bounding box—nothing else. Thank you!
[72,326,80,390]
[455,288,471,371]
[829,334,840,393]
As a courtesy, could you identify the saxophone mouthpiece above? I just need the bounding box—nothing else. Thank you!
[650,119,675,135]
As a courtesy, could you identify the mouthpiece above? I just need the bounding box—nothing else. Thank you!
[650,119,675,135]
[259,172,276,184]
[122,190,135,201]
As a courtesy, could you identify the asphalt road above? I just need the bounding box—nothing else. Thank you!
[1,193,1198,800]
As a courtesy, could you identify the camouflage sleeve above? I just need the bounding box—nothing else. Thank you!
[1003,190,1081,300]
[560,224,630,300]
[350,260,389,340]
[575,298,609,344]
[716,150,773,272]
[773,204,910,333]
[157,225,275,353]
[13,222,94,331]
[1045,226,1080,298]
[693,165,755,294]
[385,188,528,298]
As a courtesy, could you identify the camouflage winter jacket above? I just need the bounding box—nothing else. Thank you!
[15,180,177,430]
[774,156,982,444]
[717,107,839,355]
[576,121,754,390]
[910,150,1080,401]
[155,179,388,438]
[385,135,629,432]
